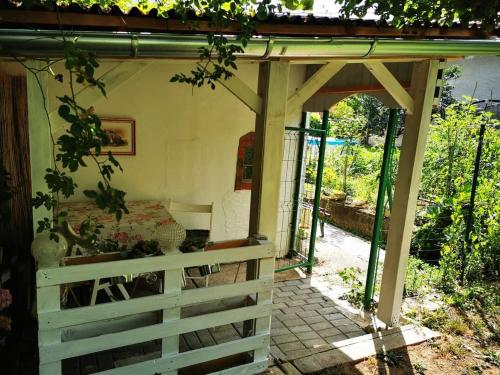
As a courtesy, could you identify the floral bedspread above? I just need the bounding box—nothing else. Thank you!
[58,200,176,246]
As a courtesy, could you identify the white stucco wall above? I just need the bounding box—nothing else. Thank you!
[451,56,500,101]
[48,61,305,243]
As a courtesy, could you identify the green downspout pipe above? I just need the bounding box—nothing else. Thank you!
[307,110,329,273]
[364,108,398,309]
[288,112,308,258]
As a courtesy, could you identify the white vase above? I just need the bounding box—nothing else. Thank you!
[31,232,68,268]
[154,222,186,254]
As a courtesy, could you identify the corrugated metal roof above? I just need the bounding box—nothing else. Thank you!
[0,1,496,39]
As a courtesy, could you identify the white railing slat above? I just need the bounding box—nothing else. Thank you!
[97,334,269,375]
[40,303,272,363]
[207,360,269,375]
[37,245,274,287]
[39,278,273,330]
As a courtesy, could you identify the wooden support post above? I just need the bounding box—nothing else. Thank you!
[26,60,52,234]
[37,285,61,375]
[162,267,182,375]
[246,62,289,336]
[248,61,290,243]
[378,60,439,326]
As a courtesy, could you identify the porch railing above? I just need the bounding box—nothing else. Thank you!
[36,238,275,375]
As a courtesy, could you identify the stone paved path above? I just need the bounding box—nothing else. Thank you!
[271,276,366,361]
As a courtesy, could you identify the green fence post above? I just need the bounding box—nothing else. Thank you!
[307,110,329,273]
[288,112,308,257]
[364,109,398,309]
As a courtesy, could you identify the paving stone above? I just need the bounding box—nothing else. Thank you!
[289,325,310,334]
[320,301,339,308]
[273,303,287,310]
[273,297,288,304]
[271,327,292,336]
[302,303,322,311]
[273,333,300,344]
[275,291,295,298]
[338,324,364,334]
[295,331,321,341]
[282,318,306,328]
[307,292,325,298]
[280,285,300,292]
[278,313,299,321]
[296,310,319,318]
[333,318,354,326]
[298,283,313,289]
[323,313,345,321]
[304,315,326,324]
[310,321,333,331]
[317,307,340,315]
[306,297,325,304]
[290,294,309,301]
[278,340,306,352]
[302,337,328,348]
[271,320,285,328]
[316,327,342,338]
[324,334,348,343]
[294,288,313,295]
[286,300,307,307]
[282,306,304,314]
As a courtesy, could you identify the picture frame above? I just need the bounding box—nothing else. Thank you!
[100,117,136,156]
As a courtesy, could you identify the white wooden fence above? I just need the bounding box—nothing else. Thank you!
[36,240,275,375]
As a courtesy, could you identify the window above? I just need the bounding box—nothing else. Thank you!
[235,132,255,190]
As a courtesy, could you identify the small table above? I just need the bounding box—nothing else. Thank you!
[59,200,176,246]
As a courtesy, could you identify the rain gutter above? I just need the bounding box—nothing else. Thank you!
[0,29,499,59]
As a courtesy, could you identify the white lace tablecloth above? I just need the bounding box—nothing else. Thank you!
[58,200,175,246]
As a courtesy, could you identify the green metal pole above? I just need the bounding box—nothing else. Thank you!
[288,112,308,258]
[363,109,398,309]
[306,110,329,273]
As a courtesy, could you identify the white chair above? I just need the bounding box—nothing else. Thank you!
[167,200,214,288]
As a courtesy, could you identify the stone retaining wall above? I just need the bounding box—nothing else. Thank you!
[320,198,390,241]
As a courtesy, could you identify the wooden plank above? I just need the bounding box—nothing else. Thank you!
[39,278,273,330]
[287,62,346,115]
[183,332,203,350]
[26,60,52,234]
[201,63,262,114]
[378,60,439,326]
[97,334,269,375]
[292,325,439,374]
[363,61,414,114]
[37,286,62,375]
[50,62,153,131]
[253,257,274,362]
[162,268,182,375]
[196,330,217,348]
[39,304,272,363]
[206,359,268,375]
[37,244,274,286]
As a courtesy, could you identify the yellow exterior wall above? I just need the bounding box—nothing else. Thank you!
[48,61,305,242]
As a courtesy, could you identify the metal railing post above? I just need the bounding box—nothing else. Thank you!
[364,108,398,309]
[307,110,329,273]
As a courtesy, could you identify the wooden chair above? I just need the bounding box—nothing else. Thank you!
[167,200,214,288]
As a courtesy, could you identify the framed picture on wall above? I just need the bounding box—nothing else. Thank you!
[100,117,136,155]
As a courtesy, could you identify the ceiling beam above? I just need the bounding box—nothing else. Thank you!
[363,61,414,114]
[287,61,346,114]
[202,63,262,114]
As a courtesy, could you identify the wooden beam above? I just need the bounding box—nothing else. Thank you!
[317,81,411,95]
[363,61,414,114]
[249,61,290,242]
[50,61,152,131]
[26,60,52,235]
[287,61,345,114]
[377,60,439,326]
[201,63,262,114]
